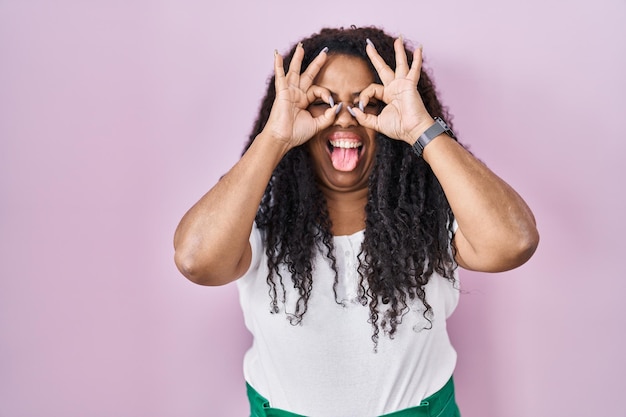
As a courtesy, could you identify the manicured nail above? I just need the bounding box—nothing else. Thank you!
[320,46,329,55]
[329,96,335,107]
[274,49,278,56]
[347,106,356,117]
[366,38,375,49]
[358,101,364,112]
[297,42,303,49]
[399,34,404,43]
[335,102,343,115]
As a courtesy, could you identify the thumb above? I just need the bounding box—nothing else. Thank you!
[350,106,379,132]
[313,103,341,133]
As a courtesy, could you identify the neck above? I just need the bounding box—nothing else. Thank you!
[321,186,368,236]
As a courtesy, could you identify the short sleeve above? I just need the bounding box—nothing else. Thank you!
[240,222,263,280]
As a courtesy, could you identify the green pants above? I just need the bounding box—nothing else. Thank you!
[246,377,461,417]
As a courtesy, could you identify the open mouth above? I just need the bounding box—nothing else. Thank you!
[327,137,363,172]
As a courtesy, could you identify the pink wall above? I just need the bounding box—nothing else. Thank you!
[1,1,624,416]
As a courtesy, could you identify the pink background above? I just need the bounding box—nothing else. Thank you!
[1,1,625,416]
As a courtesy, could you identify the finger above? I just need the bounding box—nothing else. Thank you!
[365,38,394,85]
[350,106,380,132]
[274,50,287,92]
[286,43,304,87]
[407,44,423,84]
[300,47,328,91]
[358,83,385,110]
[394,36,410,78]
[313,105,342,133]
[306,85,334,107]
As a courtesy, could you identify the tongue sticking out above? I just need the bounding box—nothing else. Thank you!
[330,147,360,171]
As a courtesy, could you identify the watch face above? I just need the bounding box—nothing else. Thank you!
[435,117,455,139]
[434,117,447,130]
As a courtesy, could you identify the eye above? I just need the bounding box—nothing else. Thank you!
[310,100,331,107]
[358,100,383,115]
[308,100,332,115]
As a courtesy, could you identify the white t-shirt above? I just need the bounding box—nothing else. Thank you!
[237,224,459,417]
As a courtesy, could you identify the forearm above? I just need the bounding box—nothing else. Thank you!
[423,134,539,272]
[173,133,289,285]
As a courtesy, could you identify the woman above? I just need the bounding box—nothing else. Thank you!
[174,26,539,417]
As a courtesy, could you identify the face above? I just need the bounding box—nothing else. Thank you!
[306,54,380,194]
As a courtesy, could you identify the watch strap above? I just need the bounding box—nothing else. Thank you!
[412,117,453,157]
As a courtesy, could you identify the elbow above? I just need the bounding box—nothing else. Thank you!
[457,221,540,273]
[502,226,540,271]
[462,226,540,273]
[174,248,230,287]
[174,249,209,285]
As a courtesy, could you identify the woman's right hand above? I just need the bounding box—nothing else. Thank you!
[264,44,339,149]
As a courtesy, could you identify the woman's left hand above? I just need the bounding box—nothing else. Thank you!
[352,37,434,144]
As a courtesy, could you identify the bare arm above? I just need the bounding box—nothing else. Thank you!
[423,134,538,272]
[173,45,338,285]
[173,134,289,285]
[354,37,539,272]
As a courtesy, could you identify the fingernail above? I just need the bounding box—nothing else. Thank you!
[297,42,303,49]
[320,46,329,55]
[329,96,335,107]
[274,49,279,56]
[335,102,343,115]
[399,34,404,43]
[347,106,356,117]
[359,101,364,112]
[366,38,375,49]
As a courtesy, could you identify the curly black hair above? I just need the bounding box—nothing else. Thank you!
[244,26,459,347]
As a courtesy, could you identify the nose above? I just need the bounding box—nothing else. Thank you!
[334,102,358,128]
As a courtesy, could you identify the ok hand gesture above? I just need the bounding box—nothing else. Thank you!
[264,44,340,150]
[351,37,436,144]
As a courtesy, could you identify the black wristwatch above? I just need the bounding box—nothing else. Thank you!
[411,117,455,157]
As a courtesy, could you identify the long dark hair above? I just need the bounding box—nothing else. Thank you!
[244,26,459,346]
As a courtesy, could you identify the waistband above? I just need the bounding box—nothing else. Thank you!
[246,377,460,417]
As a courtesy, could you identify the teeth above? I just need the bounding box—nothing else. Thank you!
[329,140,362,149]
